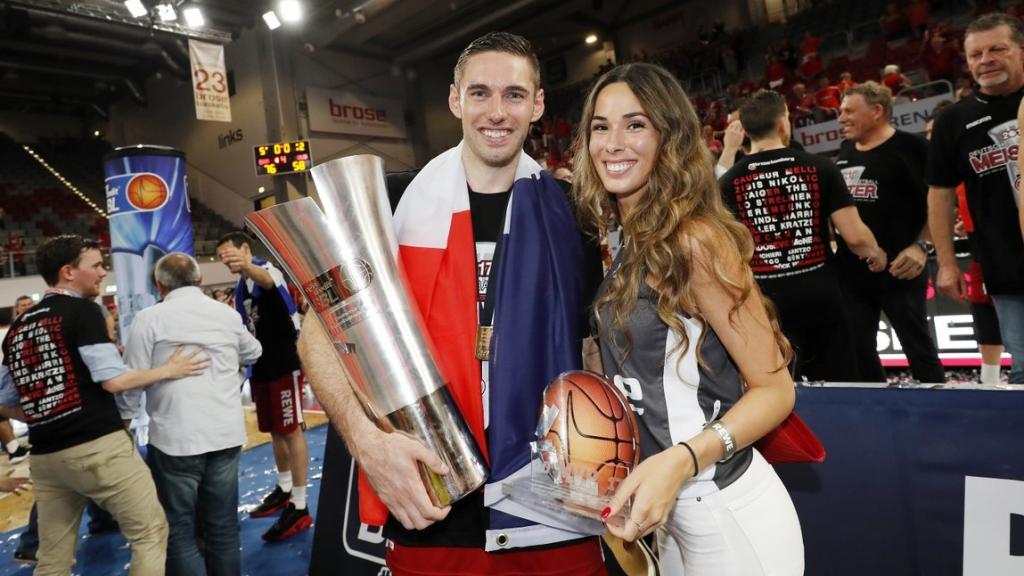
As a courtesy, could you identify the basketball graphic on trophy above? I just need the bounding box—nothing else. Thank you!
[501,370,640,529]
[540,370,639,497]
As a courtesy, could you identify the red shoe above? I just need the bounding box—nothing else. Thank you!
[250,486,291,518]
[261,503,312,541]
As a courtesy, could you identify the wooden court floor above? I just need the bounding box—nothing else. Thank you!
[0,408,328,533]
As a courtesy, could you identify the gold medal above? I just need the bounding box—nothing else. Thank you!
[475,325,493,361]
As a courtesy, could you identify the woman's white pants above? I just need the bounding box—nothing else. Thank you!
[657,449,804,576]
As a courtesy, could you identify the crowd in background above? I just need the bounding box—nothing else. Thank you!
[532,0,1024,174]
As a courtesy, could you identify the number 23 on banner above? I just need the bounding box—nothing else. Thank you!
[194,67,227,94]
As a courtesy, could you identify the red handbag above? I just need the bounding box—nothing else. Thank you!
[756,411,826,464]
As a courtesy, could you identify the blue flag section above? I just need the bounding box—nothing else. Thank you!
[102,146,195,340]
[777,386,1024,576]
[313,387,1024,575]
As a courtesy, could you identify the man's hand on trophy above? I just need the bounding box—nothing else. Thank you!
[357,426,452,530]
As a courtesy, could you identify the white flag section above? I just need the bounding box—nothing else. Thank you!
[188,39,231,122]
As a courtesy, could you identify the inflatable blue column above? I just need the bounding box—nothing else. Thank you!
[102,145,195,343]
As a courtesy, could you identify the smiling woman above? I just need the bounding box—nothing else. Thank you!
[573,63,805,576]
[586,83,660,210]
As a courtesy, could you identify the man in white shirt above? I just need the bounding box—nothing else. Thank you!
[120,253,262,576]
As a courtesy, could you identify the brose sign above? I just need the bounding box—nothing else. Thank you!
[307,87,406,139]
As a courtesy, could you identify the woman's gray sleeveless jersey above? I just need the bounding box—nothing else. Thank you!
[594,251,752,497]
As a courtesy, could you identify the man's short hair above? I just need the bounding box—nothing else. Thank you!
[14,295,31,304]
[739,91,788,140]
[844,81,894,120]
[37,235,102,287]
[965,12,1024,46]
[217,231,252,250]
[154,253,201,292]
[453,31,541,89]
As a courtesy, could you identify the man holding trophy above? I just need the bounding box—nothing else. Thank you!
[298,32,606,575]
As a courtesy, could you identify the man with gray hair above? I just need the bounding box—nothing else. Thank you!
[836,81,945,383]
[120,252,262,576]
[931,12,1024,384]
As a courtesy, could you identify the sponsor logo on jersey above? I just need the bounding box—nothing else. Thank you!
[840,166,880,200]
[747,157,795,171]
[964,115,992,130]
[968,120,1019,193]
[279,388,295,427]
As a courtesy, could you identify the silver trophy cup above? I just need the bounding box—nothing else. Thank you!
[245,155,488,508]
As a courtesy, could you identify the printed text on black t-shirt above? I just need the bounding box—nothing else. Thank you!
[8,313,81,422]
[728,159,826,277]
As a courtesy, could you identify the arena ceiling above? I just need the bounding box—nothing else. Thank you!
[0,0,684,116]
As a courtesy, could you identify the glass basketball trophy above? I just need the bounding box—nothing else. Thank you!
[503,370,640,532]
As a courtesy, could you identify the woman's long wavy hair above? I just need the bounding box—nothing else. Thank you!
[573,63,792,371]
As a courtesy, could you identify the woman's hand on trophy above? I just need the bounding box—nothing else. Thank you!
[357,426,452,530]
[602,445,692,542]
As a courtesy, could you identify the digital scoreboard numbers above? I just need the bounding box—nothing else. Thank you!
[254,140,312,176]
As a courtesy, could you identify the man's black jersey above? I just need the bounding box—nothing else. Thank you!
[720,147,855,325]
[2,295,123,454]
[836,130,929,285]
[928,90,1024,295]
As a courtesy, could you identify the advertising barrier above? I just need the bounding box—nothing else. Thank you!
[311,385,1024,576]
[777,385,1024,576]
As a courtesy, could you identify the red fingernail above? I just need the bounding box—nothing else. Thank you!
[600,507,611,520]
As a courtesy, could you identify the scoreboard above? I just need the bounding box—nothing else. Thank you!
[254,140,312,176]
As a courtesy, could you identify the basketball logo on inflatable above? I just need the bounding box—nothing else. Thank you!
[536,370,640,498]
[125,173,170,211]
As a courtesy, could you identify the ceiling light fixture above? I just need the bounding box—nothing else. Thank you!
[585,34,598,44]
[262,10,282,30]
[183,6,204,27]
[156,4,177,22]
[124,0,148,18]
[279,0,303,23]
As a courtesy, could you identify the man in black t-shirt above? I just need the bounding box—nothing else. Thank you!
[836,82,945,383]
[0,235,207,574]
[217,231,312,541]
[721,90,886,382]
[929,13,1024,384]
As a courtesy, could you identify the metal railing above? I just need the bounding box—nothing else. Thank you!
[893,79,954,102]
[683,71,724,97]
[795,79,953,128]
[0,242,224,280]
[0,251,33,279]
